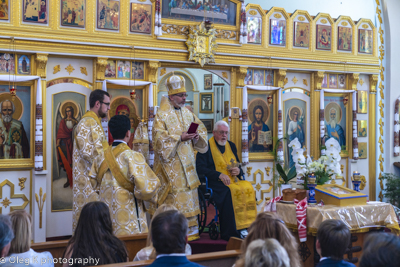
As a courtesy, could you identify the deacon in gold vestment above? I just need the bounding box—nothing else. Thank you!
[90,115,160,236]
[196,120,257,240]
[72,90,110,231]
[151,73,208,241]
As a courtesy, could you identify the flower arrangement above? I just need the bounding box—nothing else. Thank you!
[289,137,342,188]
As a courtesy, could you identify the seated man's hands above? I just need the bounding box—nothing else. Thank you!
[229,167,240,176]
[219,173,231,186]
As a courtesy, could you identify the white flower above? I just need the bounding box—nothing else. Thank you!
[292,149,305,165]
[306,155,312,165]
[326,138,341,152]
[289,138,301,150]
[326,148,340,162]
[334,163,342,175]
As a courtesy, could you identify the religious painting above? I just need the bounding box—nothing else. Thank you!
[108,95,140,147]
[284,99,306,168]
[265,70,274,86]
[0,85,32,161]
[52,92,85,211]
[338,26,352,51]
[245,69,253,85]
[117,60,130,79]
[200,92,213,113]
[97,0,119,30]
[161,0,237,26]
[357,90,368,114]
[130,3,151,34]
[224,101,229,118]
[358,120,367,137]
[338,74,346,88]
[248,94,274,153]
[201,119,214,133]
[253,69,264,85]
[247,17,262,44]
[61,0,86,28]
[132,61,145,80]
[329,74,337,89]
[358,142,367,159]
[0,53,15,74]
[17,55,31,75]
[358,29,373,54]
[108,88,143,118]
[270,19,286,46]
[105,60,116,78]
[321,74,328,88]
[0,0,9,20]
[204,74,212,90]
[316,25,331,50]
[294,22,310,48]
[324,95,347,150]
[23,0,47,23]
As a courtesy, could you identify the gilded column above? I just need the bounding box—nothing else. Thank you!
[313,71,324,158]
[236,66,247,163]
[34,54,48,171]
[95,57,108,90]
[276,69,287,162]
[369,74,378,201]
[147,61,160,168]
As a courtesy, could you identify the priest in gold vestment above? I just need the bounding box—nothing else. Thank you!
[196,120,257,240]
[72,90,110,231]
[90,115,160,236]
[151,73,208,241]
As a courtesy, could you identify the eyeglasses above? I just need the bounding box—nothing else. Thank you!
[100,101,110,107]
[216,130,229,135]
[174,93,188,98]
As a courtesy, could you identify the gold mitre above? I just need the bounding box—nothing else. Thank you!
[166,72,186,96]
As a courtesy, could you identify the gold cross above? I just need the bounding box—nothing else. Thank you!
[245,189,253,198]
[234,190,242,201]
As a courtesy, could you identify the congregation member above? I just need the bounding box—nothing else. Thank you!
[196,120,256,240]
[133,204,192,261]
[235,212,301,267]
[151,73,208,241]
[148,210,203,267]
[63,201,128,267]
[90,115,160,236]
[2,210,53,267]
[72,89,110,231]
[0,214,13,258]
[359,232,400,267]
[237,239,290,267]
[316,220,355,267]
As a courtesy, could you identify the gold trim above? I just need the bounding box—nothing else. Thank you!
[35,187,46,229]
[18,177,27,190]
[0,179,29,213]
[369,78,377,201]
[246,167,253,178]
[199,92,214,113]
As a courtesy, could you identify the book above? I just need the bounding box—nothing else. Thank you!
[258,130,272,145]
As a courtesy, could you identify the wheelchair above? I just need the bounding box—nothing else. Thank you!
[197,174,220,240]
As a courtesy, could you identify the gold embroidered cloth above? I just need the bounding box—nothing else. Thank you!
[132,122,150,165]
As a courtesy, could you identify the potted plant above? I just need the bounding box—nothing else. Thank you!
[275,164,297,191]
[382,173,400,208]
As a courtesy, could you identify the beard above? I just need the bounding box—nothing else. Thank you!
[330,119,337,129]
[2,114,12,123]
[171,98,185,108]
[216,139,227,146]
[98,109,107,118]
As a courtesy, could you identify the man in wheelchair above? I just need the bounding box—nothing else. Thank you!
[196,120,257,241]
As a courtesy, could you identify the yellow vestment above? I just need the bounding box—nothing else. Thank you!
[209,137,257,230]
[90,143,160,236]
[151,96,208,241]
[72,111,109,231]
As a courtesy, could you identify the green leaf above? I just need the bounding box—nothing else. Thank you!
[287,166,297,180]
[276,163,287,181]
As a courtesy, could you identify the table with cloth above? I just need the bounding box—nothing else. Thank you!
[276,202,400,267]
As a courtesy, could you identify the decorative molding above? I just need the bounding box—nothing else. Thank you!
[341,21,348,26]
[0,180,29,213]
[222,72,228,79]
[265,166,271,176]
[315,71,325,90]
[320,19,328,24]
[274,13,282,19]
[1,198,11,208]
[348,73,360,90]
[186,22,218,67]
[303,79,308,86]
[276,69,287,88]
[283,77,288,86]
[246,167,253,177]
[80,66,88,76]
[237,66,248,87]
[360,175,367,190]
[359,78,364,86]
[369,74,378,93]
[362,24,369,29]
[215,29,237,40]
[298,16,305,22]
[35,187,46,229]
[53,65,60,74]
[148,61,161,83]
[162,24,189,35]
[292,76,298,84]
[65,64,75,75]
[18,178,27,191]
[160,68,166,76]
[35,54,48,78]
[96,57,108,81]
[249,10,257,16]
[255,183,261,192]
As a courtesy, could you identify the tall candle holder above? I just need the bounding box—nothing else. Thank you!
[352,171,361,192]
[308,173,317,204]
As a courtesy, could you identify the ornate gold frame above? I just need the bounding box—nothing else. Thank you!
[199,92,214,113]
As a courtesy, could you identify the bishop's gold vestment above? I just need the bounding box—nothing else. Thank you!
[72,111,108,231]
[90,143,160,236]
[151,96,208,241]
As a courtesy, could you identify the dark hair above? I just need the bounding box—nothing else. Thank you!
[65,106,74,117]
[0,214,14,253]
[64,202,127,266]
[151,210,188,254]
[317,219,350,260]
[360,232,400,267]
[253,105,264,123]
[89,89,110,108]
[109,115,131,140]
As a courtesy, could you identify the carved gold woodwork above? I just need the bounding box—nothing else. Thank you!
[237,67,248,87]
[246,167,252,177]
[283,78,288,86]
[65,64,75,75]
[276,69,287,88]
[1,198,11,208]
[314,71,325,90]
[249,10,257,16]
[215,29,237,40]
[186,22,218,67]
[292,76,298,84]
[362,24,369,29]
[148,61,161,83]
[35,54,48,78]
[298,16,305,21]
[0,179,29,213]
[160,68,166,76]
[359,78,364,86]
[162,24,189,35]
[256,183,261,192]
[253,169,273,205]
[35,187,46,229]
[265,167,271,176]
[320,19,328,24]
[360,175,367,190]
[222,72,228,79]
[303,79,308,86]
[80,67,88,76]
[369,74,378,93]
[53,65,61,74]
[274,13,282,19]
[18,178,27,190]
[348,73,360,90]
[341,21,348,26]
[96,57,108,81]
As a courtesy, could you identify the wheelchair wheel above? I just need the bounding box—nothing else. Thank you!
[209,221,219,240]
[197,188,207,235]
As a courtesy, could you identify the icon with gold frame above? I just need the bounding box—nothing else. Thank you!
[357,120,367,137]
[358,142,367,159]
[357,90,368,114]
[200,93,214,113]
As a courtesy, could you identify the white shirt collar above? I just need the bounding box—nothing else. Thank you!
[156,253,186,259]
[320,257,330,262]
[113,140,127,145]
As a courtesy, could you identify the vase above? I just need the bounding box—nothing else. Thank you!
[352,181,361,192]
[308,184,317,204]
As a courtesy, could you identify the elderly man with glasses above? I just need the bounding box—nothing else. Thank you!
[196,120,256,240]
[151,73,208,241]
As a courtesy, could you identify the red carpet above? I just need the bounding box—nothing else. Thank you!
[189,233,228,254]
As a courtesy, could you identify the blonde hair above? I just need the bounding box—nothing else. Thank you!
[245,239,290,267]
[147,204,177,259]
[8,210,32,254]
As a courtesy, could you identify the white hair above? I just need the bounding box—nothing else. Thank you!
[213,120,229,132]
[244,239,290,267]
